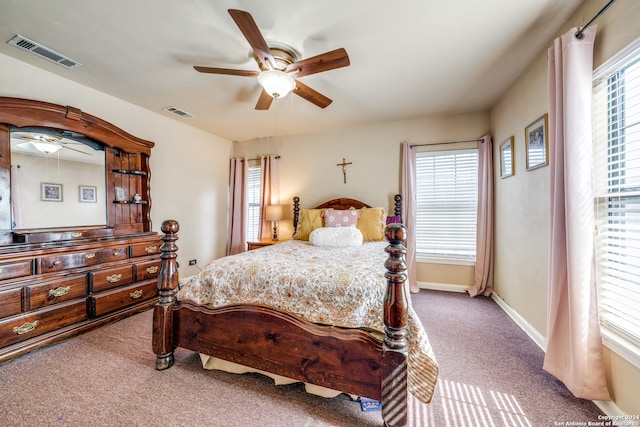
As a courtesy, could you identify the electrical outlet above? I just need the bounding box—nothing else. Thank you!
[188,259,197,266]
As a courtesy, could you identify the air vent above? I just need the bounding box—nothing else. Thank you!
[163,106,193,119]
[7,35,81,69]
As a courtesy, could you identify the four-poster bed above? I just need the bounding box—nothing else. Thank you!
[152,195,437,427]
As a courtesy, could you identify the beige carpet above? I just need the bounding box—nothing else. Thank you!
[0,290,604,426]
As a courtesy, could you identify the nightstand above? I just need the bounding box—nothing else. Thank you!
[247,238,283,251]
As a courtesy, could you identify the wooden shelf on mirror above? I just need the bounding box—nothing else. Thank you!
[111,169,148,176]
[113,200,148,205]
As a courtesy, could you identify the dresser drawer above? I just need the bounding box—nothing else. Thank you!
[0,260,32,281]
[0,300,87,348]
[28,276,87,310]
[89,280,158,317]
[40,246,128,273]
[135,259,161,281]
[91,265,134,293]
[130,240,162,258]
[0,287,23,319]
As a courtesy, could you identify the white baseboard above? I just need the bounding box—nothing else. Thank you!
[489,292,547,352]
[418,281,468,293]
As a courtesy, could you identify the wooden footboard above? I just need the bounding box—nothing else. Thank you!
[153,220,410,427]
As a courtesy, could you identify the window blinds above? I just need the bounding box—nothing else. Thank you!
[415,149,478,259]
[592,39,640,347]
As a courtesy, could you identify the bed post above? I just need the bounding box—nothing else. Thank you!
[382,223,409,427]
[394,194,402,217]
[152,219,179,370]
[292,196,300,237]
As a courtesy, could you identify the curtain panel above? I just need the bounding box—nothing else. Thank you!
[259,155,280,240]
[226,158,248,256]
[543,26,610,401]
[467,135,494,297]
[401,142,419,294]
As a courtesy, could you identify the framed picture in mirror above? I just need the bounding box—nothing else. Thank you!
[80,185,97,203]
[41,183,63,202]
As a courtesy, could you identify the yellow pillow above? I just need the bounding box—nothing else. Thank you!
[357,207,386,241]
[294,209,324,240]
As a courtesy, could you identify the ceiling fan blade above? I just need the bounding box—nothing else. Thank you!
[293,81,332,109]
[194,66,259,77]
[255,90,274,110]
[62,145,91,155]
[285,48,350,79]
[228,9,275,70]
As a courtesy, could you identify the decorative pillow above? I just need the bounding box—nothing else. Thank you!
[323,209,359,227]
[294,209,324,241]
[386,215,402,225]
[356,207,386,241]
[309,226,363,247]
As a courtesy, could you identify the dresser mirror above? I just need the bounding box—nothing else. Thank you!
[0,97,154,245]
[10,126,107,230]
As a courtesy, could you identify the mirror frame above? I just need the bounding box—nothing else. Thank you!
[0,97,155,245]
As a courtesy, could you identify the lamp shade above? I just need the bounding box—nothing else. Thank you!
[265,205,283,221]
[257,70,296,98]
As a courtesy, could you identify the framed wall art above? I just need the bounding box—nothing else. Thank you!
[499,136,514,178]
[115,186,126,201]
[41,183,63,202]
[79,185,97,203]
[525,114,549,171]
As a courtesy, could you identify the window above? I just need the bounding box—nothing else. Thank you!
[246,164,261,242]
[592,38,640,354]
[415,149,478,261]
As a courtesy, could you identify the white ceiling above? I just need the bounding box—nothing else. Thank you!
[0,0,584,142]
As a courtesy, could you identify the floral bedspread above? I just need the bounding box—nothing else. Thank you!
[177,240,439,403]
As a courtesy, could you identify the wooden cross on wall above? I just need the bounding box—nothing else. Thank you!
[336,158,353,184]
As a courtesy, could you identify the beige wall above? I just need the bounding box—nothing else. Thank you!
[490,0,640,415]
[0,53,232,274]
[233,112,489,285]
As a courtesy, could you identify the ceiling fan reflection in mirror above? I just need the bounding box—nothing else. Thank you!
[12,129,96,156]
[193,9,350,110]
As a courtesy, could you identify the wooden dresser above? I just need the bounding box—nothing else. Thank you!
[0,97,160,363]
[0,233,161,363]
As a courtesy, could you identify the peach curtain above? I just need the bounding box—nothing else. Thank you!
[543,26,610,401]
[259,155,280,240]
[226,158,248,255]
[401,142,419,293]
[467,135,494,297]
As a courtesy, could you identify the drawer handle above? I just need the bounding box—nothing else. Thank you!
[145,246,157,254]
[130,290,143,299]
[49,286,71,298]
[0,268,3,275]
[146,266,159,274]
[107,273,122,283]
[72,232,82,238]
[85,253,96,259]
[113,250,121,256]
[13,321,39,335]
[53,260,62,266]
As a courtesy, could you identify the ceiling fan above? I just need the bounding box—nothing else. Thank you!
[13,131,91,155]
[193,9,350,110]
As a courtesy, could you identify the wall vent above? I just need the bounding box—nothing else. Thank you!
[163,106,193,119]
[7,35,81,69]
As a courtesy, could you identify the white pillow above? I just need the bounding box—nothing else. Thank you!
[309,226,363,247]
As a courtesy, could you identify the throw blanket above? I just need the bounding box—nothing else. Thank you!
[177,240,439,403]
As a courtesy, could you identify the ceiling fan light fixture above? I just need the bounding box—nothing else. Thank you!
[258,70,296,99]
[32,141,62,154]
